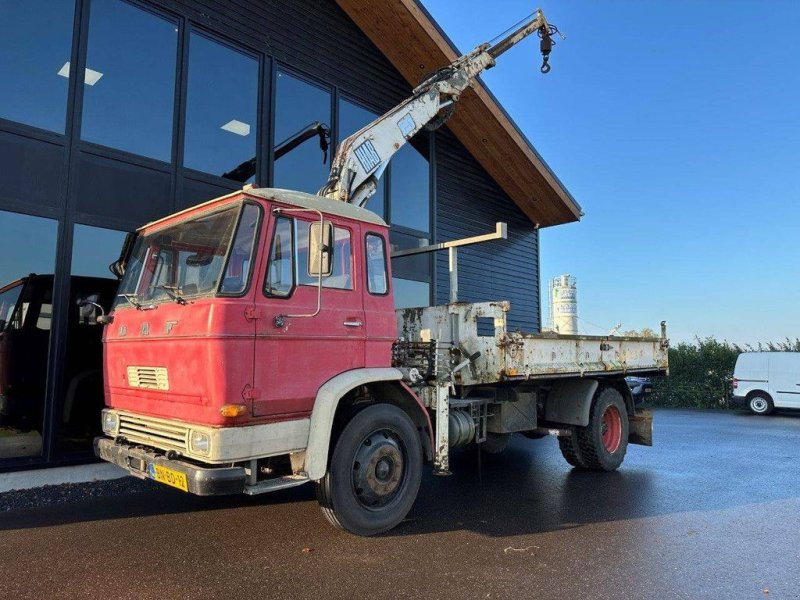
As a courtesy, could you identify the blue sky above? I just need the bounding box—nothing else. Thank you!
[423,0,800,344]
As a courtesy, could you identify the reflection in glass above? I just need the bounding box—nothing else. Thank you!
[338,98,385,217]
[184,33,258,181]
[81,0,177,161]
[389,230,430,283]
[392,278,430,309]
[60,225,122,455]
[391,143,430,232]
[273,70,331,194]
[0,211,58,459]
[0,0,74,133]
[71,224,128,278]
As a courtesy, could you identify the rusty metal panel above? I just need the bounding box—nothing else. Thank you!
[396,301,668,386]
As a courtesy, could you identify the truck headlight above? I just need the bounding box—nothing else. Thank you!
[189,430,211,455]
[101,410,119,436]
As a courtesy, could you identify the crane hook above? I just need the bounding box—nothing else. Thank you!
[540,56,551,74]
[538,24,557,75]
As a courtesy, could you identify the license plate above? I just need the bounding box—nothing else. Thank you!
[644,386,652,393]
[148,463,188,492]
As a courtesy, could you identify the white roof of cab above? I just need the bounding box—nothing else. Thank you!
[139,187,388,231]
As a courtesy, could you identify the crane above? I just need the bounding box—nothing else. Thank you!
[319,8,562,208]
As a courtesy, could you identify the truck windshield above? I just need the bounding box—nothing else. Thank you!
[114,203,260,309]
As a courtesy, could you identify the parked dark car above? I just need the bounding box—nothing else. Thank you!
[626,376,653,405]
[0,274,117,456]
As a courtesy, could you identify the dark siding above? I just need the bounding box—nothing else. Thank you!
[435,129,540,332]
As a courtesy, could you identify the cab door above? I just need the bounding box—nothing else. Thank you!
[252,211,365,418]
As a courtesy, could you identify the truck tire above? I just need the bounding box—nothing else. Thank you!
[558,431,587,468]
[747,392,774,415]
[315,403,422,536]
[575,387,629,472]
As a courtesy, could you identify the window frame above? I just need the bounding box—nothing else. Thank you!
[364,232,389,296]
[295,218,354,292]
[216,200,264,298]
[262,213,296,299]
[79,0,181,164]
[181,26,261,182]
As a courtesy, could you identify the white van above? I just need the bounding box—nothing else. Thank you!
[731,352,800,415]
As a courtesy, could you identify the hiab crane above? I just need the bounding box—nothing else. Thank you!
[93,9,668,536]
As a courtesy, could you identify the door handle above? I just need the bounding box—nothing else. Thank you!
[343,319,363,327]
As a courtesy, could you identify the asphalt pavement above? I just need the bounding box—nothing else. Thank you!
[1,408,799,600]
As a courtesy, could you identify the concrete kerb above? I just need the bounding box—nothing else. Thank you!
[0,463,127,494]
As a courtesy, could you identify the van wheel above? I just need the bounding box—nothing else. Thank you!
[748,393,774,415]
[575,388,629,472]
[315,403,422,536]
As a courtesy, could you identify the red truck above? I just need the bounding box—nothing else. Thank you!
[94,11,668,535]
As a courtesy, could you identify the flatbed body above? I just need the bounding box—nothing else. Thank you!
[396,301,668,387]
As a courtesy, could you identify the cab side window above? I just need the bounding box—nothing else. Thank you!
[264,216,294,297]
[296,222,353,290]
[365,234,388,295]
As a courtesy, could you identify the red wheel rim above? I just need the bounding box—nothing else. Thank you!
[601,405,622,453]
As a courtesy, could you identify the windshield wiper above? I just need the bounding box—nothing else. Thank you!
[154,285,187,305]
[116,293,155,311]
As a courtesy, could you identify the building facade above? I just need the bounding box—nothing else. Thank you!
[0,0,578,472]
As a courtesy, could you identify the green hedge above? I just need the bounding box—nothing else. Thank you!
[647,337,800,409]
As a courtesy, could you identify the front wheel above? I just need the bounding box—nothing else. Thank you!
[315,403,422,536]
[574,387,629,471]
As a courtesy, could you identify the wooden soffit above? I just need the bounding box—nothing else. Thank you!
[336,0,582,227]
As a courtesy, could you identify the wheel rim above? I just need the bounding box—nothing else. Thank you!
[751,397,768,413]
[351,429,406,510]
[600,405,623,453]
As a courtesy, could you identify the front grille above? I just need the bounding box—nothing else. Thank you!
[127,366,169,390]
[118,413,188,453]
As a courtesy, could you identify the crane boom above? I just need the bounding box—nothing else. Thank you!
[319,8,560,208]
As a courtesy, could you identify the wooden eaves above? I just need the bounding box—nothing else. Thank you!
[336,0,582,228]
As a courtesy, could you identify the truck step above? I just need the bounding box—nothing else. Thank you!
[243,474,310,495]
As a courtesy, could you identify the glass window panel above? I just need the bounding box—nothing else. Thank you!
[365,234,388,295]
[0,0,74,133]
[81,0,177,161]
[220,204,261,294]
[273,70,331,194]
[71,224,128,278]
[296,223,353,290]
[184,33,259,182]
[59,224,123,456]
[0,210,58,460]
[392,278,430,309]
[390,142,430,232]
[338,98,385,218]
[389,230,430,283]
[264,216,294,297]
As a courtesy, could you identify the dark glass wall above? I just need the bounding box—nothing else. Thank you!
[0,0,538,471]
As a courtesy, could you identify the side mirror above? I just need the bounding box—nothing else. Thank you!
[308,221,333,277]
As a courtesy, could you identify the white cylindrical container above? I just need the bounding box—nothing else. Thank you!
[551,274,577,334]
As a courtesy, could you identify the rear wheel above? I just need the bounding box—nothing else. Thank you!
[574,387,629,471]
[748,393,774,415]
[315,403,422,536]
[558,430,587,468]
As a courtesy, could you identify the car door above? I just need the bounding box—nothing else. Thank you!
[252,211,365,418]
